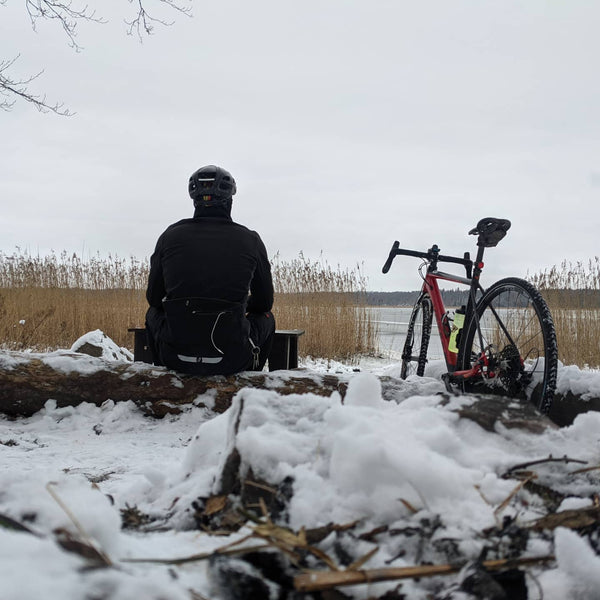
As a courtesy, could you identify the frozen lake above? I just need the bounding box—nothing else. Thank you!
[368,306,445,360]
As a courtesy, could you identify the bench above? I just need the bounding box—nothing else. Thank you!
[267,329,305,371]
[127,328,305,371]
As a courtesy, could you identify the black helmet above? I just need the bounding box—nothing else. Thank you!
[188,165,237,206]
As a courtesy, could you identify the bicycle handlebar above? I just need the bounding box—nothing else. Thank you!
[381,241,400,274]
[382,242,473,274]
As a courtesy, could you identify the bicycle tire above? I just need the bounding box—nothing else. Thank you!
[401,294,433,379]
[457,277,558,413]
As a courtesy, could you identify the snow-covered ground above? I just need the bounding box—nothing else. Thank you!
[1,336,600,599]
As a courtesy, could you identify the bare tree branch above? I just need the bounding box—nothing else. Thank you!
[0,56,73,115]
[126,0,192,39]
[1,1,193,115]
[24,0,106,51]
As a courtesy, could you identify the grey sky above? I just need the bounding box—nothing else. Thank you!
[1,1,599,291]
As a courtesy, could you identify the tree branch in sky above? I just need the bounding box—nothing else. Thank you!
[0,55,73,115]
[1,0,193,114]
[126,0,192,38]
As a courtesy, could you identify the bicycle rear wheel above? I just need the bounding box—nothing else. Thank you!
[401,294,433,379]
[457,277,558,413]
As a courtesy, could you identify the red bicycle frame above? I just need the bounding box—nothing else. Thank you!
[422,269,496,383]
[382,240,494,382]
[421,269,470,369]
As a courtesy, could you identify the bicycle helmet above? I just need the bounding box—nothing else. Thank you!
[188,165,237,206]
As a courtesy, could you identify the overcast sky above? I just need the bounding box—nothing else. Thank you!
[1,1,599,291]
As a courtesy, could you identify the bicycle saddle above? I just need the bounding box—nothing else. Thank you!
[468,217,511,247]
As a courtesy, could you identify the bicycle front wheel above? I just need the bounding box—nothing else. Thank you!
[457,277,558,413]
[401,294,433,379]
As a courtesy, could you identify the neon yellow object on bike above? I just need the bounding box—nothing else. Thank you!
[448,306,465,353]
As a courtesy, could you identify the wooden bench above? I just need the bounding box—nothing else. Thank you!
[127,328,305,371]
[267,329,305,371]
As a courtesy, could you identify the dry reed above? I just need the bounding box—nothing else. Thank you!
[0,251,148,350]
[529,257,600,368]
[271,253,377,361]
[0,250,377,361]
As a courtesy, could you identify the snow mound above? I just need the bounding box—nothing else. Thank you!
[3,362,600,598]
[71,329,133,362]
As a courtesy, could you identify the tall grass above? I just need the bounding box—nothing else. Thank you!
[0,250,376,361]
[271,254,376,361]
[0,251,148,350]
[529,257,600,368]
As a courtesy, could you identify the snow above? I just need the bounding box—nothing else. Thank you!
[556,362,600,401]
[71,329,134,362]
[538,528,600,600]
[2,335,600,598]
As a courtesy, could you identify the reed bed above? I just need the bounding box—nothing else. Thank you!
[529,257,600,368]
[0,250,377,361]
[271,254,377,362]
[0,251,148,350]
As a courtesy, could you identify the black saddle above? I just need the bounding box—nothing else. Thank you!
[469,217,511,247]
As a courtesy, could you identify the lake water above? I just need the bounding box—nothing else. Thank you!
[368,306,445,360]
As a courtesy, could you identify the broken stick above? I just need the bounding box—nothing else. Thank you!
[293,555,554,592]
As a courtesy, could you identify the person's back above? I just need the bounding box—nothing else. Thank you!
[145,165,275,375]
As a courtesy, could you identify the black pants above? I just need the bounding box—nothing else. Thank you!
[145,306,276,375]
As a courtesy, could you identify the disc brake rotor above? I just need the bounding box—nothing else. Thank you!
[498,344,524,391]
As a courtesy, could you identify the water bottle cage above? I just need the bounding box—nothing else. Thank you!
[441,312,452,338]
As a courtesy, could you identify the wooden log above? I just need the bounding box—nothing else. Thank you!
[0,352,351,418]
[0,350,591,429]
[548,390,600,427]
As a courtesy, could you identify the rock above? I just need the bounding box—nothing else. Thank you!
[208,555,281,600]
[459,562,523,600]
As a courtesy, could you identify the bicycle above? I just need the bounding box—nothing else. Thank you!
[381,217,558,414]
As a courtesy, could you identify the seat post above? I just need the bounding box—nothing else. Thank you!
[472,245,486,283]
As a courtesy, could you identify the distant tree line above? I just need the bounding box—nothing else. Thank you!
[366,288,600,308]
[275,287,600,310]
[366,289,469,307]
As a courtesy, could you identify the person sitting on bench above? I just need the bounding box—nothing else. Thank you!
[145,165,275,375]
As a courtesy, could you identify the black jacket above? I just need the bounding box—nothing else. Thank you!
[146,213,274,314]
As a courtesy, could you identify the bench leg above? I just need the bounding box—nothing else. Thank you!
[268,335,289,371]
[288,336,299,369]
[133,329,154,364]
